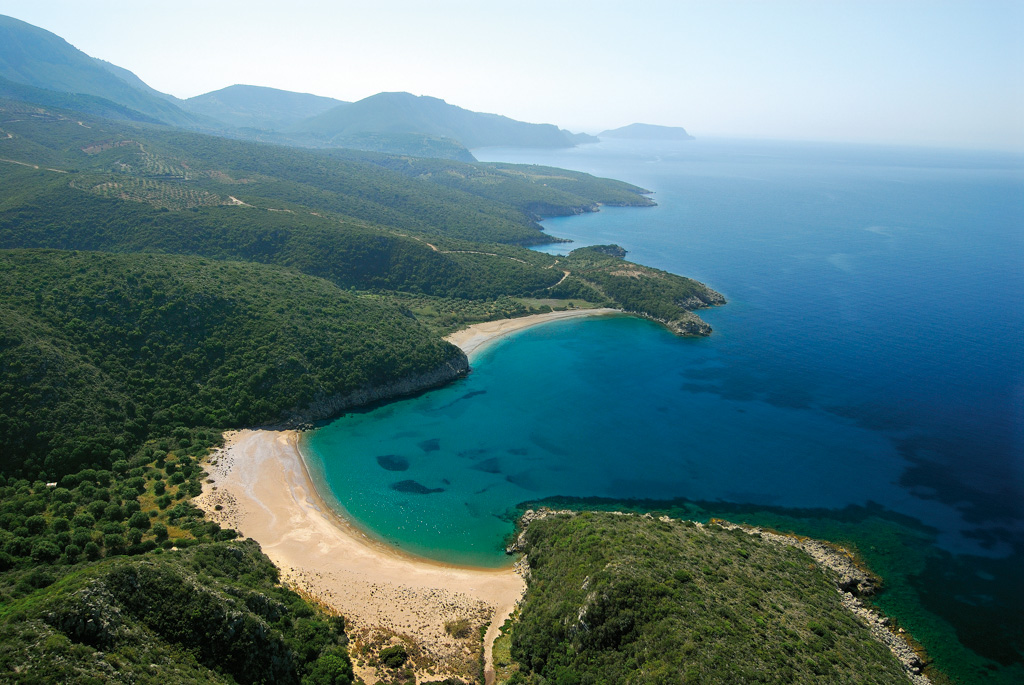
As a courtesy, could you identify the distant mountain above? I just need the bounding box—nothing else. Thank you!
[183,84,346,130]
[599,123,694,141]
[0,14,210,128]
[0,14,594,160]
[292,91,598,150]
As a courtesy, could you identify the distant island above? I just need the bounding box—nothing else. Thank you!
[600,122,695,141]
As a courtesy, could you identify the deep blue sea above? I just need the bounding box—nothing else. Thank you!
[304,139,1024,682]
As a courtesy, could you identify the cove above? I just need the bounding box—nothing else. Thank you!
[303,313,918,567]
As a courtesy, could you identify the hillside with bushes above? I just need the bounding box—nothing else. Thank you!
[496,512,914,684]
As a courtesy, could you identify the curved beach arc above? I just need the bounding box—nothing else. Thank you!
[196,308,621,683]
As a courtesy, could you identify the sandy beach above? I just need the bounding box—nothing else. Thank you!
[445,307,621,357]
[197,429,524,683]
[196,310,622,683]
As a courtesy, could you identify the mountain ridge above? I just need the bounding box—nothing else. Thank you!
[0,13,607,158]
[0,14,212,129]
[292,91,598,150]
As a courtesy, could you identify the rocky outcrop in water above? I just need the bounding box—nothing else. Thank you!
[633,310,714,337]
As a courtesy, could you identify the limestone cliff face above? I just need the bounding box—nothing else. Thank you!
[276,352,469,427]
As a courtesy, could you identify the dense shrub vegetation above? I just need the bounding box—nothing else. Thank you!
[0,537,353,684]
[0,427,353,684]
[501,512,909,684]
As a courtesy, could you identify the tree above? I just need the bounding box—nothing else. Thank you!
[103,533,126,556]
[31,538,60,563]
[303,650,353,685]
[25,515,47,535]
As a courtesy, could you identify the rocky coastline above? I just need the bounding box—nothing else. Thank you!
[274,352,470,429]
[625,285,727,337]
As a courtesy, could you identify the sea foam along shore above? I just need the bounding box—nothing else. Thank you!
[195,309,621,683]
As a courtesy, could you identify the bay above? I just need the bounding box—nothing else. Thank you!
[305,138,1024,682]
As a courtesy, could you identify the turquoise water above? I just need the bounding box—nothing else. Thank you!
[304,139,1024,681]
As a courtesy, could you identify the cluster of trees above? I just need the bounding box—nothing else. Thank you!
[501,512,909,684]
[0,424,355,684]
[0,428,224,578]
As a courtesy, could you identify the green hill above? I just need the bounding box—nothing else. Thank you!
[0,15,210,129]
[0,533,353,684]
[0,95,651,248]
[183,84,346,131]
[498,512,913,684]
[0,74,164,123]
[0,249,465,478]
[292,91,598,150]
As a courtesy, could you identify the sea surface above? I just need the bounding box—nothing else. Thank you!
[303,139,1023,682]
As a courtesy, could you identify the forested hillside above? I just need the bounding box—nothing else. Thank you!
[0,250,464,478]
[0,97,650,245]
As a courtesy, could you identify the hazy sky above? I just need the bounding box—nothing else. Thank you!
[1,1,1021,150]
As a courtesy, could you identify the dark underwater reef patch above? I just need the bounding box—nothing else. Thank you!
[390,479,444,494]
[471,458,503,474]
[376,455,410,471]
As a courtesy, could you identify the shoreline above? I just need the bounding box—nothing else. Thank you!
[196,430,525,684]
[445,307,621,357]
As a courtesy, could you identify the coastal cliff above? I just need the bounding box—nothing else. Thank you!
[277,350,470,427]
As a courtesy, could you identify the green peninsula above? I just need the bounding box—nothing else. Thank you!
[496,511,925,685]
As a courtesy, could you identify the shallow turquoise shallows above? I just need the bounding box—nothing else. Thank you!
[304,313,915,566]
[303,138,1024,682]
